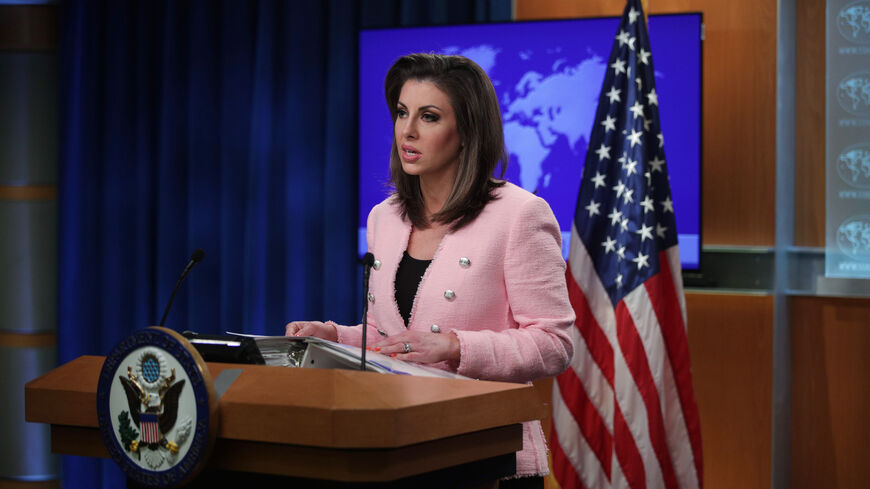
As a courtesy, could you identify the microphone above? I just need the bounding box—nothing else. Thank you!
[159,249,206,327]
[360,252,375,371]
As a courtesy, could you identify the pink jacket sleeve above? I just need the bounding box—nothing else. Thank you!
[452,196,575,382]
[333,319,379,347]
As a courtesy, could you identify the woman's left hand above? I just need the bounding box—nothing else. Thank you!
[371,330,460,364]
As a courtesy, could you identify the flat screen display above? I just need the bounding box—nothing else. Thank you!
[359,14,702,269]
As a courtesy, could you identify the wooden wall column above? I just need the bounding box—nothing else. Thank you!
[0,5,60,488]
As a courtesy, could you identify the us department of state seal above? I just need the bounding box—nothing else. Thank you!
[97,327,218,488]
[837,0,870,44]
[837,215,870,261]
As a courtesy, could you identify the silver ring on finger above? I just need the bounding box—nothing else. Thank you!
[402,342,412,353]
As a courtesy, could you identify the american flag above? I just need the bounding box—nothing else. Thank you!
[550,1,703,489]
[139,413,161,444]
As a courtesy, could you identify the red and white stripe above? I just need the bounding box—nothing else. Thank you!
[551,225,703,489]
[140,414,161,444]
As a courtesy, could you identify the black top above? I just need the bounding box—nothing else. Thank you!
[394,251,432,326]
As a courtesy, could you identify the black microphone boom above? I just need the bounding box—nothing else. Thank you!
[159,249,205,327]
[360,252,375,371]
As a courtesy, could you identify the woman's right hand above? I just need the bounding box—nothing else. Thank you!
[284,321,338,342]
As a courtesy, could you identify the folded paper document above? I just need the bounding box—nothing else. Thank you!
[228,333,470,379]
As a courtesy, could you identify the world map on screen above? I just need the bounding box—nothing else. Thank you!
[358,16,702,268]
[441,44,606,216]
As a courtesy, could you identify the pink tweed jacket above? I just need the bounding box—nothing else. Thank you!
[335,182,576,477]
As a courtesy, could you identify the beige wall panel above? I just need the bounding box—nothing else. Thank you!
[685,292,773,489]
[0,6,57,51]
[0,201,57,333]
[0,345,58,479]
[515,0,778,246]
[792,297,870,489]
[0,53,58,185]
[0,481,59,489]
[794,0,825,247]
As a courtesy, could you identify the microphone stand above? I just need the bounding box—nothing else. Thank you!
[159,249,205,327]
[360,253,374,371]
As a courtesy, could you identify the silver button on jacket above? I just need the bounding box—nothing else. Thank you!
[459,257,471,268]
[367,292,375,303]
[430,324,441,333]
[372,259,381,270]
[444,290,456,301]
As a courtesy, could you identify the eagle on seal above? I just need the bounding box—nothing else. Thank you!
[119,365,185,452]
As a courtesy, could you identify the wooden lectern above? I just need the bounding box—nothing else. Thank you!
[25,356,547,488]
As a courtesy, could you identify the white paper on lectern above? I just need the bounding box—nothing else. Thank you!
[227,332,470,380]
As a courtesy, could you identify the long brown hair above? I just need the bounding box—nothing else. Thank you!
[384,53,507,231]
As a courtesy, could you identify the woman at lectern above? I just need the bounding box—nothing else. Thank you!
[285,53,575,488]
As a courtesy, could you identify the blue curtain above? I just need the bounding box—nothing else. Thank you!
[57,0,509,487]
